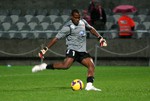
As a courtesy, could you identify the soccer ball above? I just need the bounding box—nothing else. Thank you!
[71,79,84,91]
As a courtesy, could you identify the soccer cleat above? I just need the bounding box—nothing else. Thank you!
[85,85,101,91]
[85,82,102,91]
[32,63,47,73]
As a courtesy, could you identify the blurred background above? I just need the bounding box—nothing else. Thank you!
[0,0,150,66]
[0,0,150,11]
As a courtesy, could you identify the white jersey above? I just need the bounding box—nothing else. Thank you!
[55,19,93,52]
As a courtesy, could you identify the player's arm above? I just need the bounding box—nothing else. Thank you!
[89,27,102,38]
[89,27,107,47]
[47,37,58,48]
[83,19,107,47]
[39,37,58,59]
[39,25,70,58]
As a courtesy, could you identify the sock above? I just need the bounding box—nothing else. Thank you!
[87,76,94,83]
[46,64,54,69]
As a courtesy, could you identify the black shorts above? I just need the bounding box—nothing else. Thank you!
[66,49,91,63]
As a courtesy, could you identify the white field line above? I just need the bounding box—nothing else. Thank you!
[0,73,50,77]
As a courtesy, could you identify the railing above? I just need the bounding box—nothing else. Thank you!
[0,30,150,33]
[94,44,150,66]
[0,30,150,66]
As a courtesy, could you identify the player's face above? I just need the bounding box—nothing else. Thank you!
[71,12,80,25]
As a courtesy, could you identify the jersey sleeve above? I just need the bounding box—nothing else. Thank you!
[55,25,70,39]
[82,19,93,30]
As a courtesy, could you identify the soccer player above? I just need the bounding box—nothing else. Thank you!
[32,9,107,91]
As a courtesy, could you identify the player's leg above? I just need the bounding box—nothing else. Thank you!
[81,57,101,91]
[47,57,74,69]
[32,49,76,72]
[81,57,95,77]
[32,57,74,72]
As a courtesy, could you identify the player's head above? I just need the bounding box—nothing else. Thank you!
[71,9,80,26]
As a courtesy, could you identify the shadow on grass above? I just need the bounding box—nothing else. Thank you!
[0,86,71,92]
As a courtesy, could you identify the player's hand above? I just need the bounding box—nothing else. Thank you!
[98,37,107,47]
[38,47,48,59]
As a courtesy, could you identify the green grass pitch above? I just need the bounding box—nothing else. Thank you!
[0,65,150,101]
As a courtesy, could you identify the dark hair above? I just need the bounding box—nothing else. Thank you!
[71,9,79,15]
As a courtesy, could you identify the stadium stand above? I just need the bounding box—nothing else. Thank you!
[13,32,23,39]
[9,24,18,31]
[0,1,149,67]
[0,15,6,23]
[147,9,150,15]
[28,22,38,30]
[104,8,113,16]
[105,22,114,30]
[49,15,58,23]
[37,32,48,39]
[141,32,150,38]
[132,16,141,23]
[17,16,27,23]
[41,16,52,24]
[108,23,119,39]
[134,23,146,39]
[45,24,56,37]
[135,8,149,15]
[16,22,25,30]
[24,15,33,23]
[36,9,48,16]
[113,14,121,23]
[34,24,43,31]
[142,22,150,30]
[0,33,2,37]
[9,9,21,16]
[49,9,60,15]
[61,15,70,23]
[46,24,55,31]
[0,8,149,39]
[26,9,36,15]
[53,22,62,30]
[54,16,64,24]
[0,24,4,31]
[135,23,146,30]
[61,9,71,15]
[137,14,146,22]
[2,22,11,31]
[10,15,19,24]
[3,16,12,23]
[107,16,115,23]
[143,16,150,22]
[0,9,9,15]
[29,16,39,23]
[103,32,118,39]
[21,24,31,31]
[25,32,36,39]
[40,22,50,30]
[36,15,45,23]
[0,32,11,39]
[134,21,140,29]
[128,14,134,18]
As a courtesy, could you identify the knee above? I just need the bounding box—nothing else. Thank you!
[88,64,95,71]
[88,63,95,69]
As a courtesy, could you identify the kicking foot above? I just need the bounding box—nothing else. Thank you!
[85,83,102,91]
[32,63,47,73]
[85,85,101,91]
